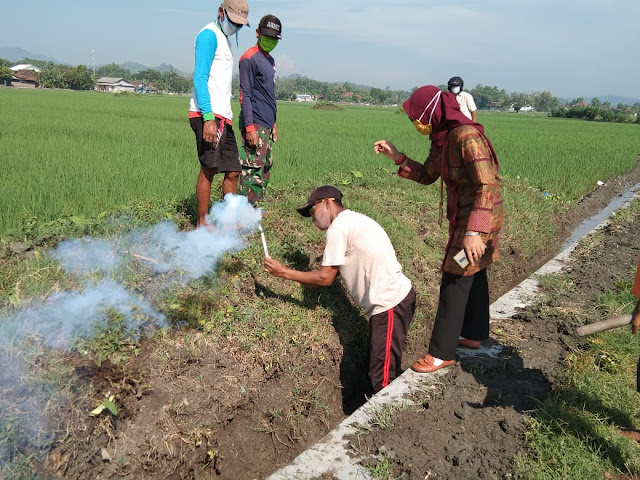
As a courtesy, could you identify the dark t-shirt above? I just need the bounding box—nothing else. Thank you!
[239,45,276,129]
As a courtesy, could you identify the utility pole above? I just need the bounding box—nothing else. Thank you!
[91,50,96,78]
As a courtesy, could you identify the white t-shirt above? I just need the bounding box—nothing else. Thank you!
[456,91,477,120]
[322,210,412,317]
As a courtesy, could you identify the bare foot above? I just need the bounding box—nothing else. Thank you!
[604,472,640,480]
[618,429,640,442]
[196,223,216,233]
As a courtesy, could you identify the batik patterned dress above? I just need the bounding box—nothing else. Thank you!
[398,124,503,276]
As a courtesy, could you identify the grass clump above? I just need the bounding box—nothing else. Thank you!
[74,311,142,366]
[312,100,344,110]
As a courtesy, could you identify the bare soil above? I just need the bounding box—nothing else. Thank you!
[10,161,640,479]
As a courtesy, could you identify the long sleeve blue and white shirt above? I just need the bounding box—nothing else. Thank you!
[189,22,234,122]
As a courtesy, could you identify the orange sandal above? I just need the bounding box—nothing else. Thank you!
[412,354,455,373]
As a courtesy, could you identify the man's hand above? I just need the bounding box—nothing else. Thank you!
[246,129,259,148]
[374,140,402,162]
[203,120,218,144]
[264,257,288,278]
[632,300,640,335]
[263,259,339,288]
[463,234,486,266]
[271,124,278,142]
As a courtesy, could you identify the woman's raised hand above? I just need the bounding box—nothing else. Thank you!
[374,140,402,162]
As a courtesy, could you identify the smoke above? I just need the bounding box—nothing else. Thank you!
[50,237,120,275]
[51,194,263,282]
[0,195,262,462]
[6,194,262,347]
[0,279,165,350]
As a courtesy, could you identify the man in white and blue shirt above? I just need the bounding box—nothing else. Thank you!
[189,0,249,228]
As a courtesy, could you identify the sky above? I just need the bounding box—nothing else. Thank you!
[2,0,639,100]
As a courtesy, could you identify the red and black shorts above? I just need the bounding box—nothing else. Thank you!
[190,117,241,173]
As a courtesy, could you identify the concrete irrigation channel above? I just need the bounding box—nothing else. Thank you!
[267,183,640,480]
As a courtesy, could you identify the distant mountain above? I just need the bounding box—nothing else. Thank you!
[120,61,147,74]
[119,61,187,76]
[0,47,189,76]
[0,46,57,63]
[152,63,187,75]
[585,95,639,106]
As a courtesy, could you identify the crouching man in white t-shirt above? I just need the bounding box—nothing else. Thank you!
[263,185,416,392]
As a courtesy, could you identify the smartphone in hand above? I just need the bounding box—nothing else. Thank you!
[453,249,469,268]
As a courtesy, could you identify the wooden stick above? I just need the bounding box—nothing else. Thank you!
[120,250,164,265]
[576,315,631,337]
[131,253,164,265]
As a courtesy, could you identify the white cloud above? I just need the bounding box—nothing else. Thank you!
[275,54,296,77]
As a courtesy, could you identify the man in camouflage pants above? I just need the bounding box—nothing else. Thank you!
[238,14,282,205]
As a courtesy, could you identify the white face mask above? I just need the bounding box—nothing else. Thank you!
[220,11,242,37]
[451,86,461,95]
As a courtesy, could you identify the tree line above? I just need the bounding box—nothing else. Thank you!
[0,58,191,93]
[96,62,192,93]
[550,97,640,124]
[1,57,639,123]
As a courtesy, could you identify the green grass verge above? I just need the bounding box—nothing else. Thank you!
[514,201,640,479]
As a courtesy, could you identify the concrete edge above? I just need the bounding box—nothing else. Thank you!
[267,368,450,480]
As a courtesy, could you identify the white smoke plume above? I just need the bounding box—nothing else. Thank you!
[0,279,164,350]
[4,194,261,349]
[0,195,263,464]
[50,194,262,282]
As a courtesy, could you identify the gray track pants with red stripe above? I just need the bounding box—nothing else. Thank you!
[369,287,416,392]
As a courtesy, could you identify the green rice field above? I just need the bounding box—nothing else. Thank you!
[0,88,638,234]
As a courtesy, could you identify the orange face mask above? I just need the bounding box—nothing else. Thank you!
[412,119,432,136]
[412,91,441,136]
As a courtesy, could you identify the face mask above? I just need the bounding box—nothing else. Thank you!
[450,86,461,94]
[412,91,441,136]
[259,35,279,53]
[220,11,242,37]
[412,119,432,136]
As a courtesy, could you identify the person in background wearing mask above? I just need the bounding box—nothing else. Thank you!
[447,76,477,122]
[238,15,282,206]
[189,0,249,228]
[263,186,416,393]
[374,85,503,374]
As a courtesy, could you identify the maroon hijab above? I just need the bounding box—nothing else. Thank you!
[402,85,492,153]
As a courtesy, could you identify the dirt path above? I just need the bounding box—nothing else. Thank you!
[350,164,640,479]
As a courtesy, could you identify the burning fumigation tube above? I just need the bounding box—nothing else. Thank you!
[258,224,270,258]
